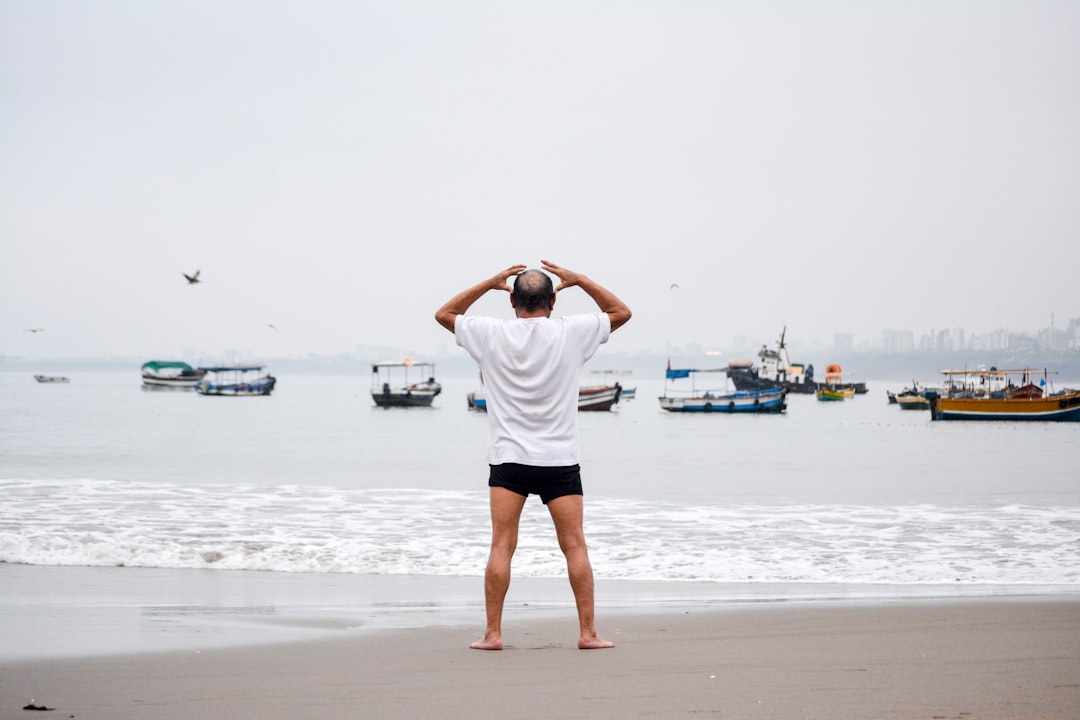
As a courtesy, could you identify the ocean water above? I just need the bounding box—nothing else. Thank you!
[2,370,1079,588]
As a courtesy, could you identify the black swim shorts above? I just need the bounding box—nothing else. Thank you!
[488,463,583,504]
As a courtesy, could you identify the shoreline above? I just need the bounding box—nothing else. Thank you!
[2,563,1077,663]
[2,594,1077,720]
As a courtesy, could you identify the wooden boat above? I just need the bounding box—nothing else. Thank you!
[141,360,200,389]
[467,384,624,412]
[659,366,787,413]
[589,370,636,401]
[815,386,851,401]
[196,366,276,396]
[371,359,441,407]
[816,364,855,401]
[577,384,622,411]
[33,374,69,383]
[926,368,1080,421]
[895,392,930,410]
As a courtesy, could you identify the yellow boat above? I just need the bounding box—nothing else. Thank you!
[926,368,1080,421]
[816,364,856,401]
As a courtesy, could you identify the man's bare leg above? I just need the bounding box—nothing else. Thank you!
[547,494,615,649]
[471,487,527,650]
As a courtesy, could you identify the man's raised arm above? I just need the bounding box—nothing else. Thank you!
[434,265,527,333]
[541,260,632,332]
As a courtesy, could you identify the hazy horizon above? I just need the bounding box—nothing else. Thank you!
[3,2,1078,362]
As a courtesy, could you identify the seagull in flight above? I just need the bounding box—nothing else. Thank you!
[23,328,46,333]
[264,323,279,332]
[183,270,201,284]
[670,283,679,289]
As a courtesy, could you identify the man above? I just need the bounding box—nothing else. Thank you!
[435,260,631,650]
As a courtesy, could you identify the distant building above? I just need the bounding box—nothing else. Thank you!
[881,329,914,353]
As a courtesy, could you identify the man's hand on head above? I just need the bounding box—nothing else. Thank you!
[493,265,527,291]
[540,260,580,292]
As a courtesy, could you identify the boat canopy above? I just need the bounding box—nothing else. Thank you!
[142,361,194,371]
[666,367,725,379]
[938,368,1056,376]
[372,359,433,370]
[197,366,266,372]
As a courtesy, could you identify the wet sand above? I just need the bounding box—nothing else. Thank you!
[3,595,1078,720]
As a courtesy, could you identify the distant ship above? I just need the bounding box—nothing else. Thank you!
[726,327,867,395]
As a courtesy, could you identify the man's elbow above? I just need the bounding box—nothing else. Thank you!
[435,310,456,332]
[611,308,632,332]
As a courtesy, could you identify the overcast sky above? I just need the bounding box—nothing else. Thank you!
[2,1,1077,362]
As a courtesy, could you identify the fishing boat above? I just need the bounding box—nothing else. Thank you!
[196,366,276,396]
[894,391,930,410]
[659,366,787,413]
[815,364,855,401]
[141,360,200,389]
[33,374,69,384]
[371,359,441,407]
[725,327,818,394]
[467,383,624,412]
[589,370,636,401]
[577,384,623,411]
[925,368,1080,421]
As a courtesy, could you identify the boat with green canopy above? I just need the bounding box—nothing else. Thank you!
[141,360,200,389]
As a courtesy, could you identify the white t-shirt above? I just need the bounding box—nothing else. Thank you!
[455,313,610,466]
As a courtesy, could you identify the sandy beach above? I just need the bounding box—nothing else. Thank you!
[4,591,1078,720]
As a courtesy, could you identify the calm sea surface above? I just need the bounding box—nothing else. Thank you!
[2,370,1078,588]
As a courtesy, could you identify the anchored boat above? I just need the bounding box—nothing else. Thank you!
[196,366,276,396]
[925,368,1080,421]
[141,360,200,389]
[659,365,787,413]
[372,359,441,407]
[467,383,624,412]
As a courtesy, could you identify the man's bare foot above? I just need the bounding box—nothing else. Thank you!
[579,634,615,649]
[470,636,503,650]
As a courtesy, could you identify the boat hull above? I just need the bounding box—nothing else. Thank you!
[196,367,276,396]
[659,389,787,413]
[142,376,198,389]
[198,380,276,396]
[927,392,1080,421]
[468,385,622,412]
[577,385,621,412]
[372,390,438,407]
[726,367,817,394]
[816,386,854,401]
[895,394,930,410]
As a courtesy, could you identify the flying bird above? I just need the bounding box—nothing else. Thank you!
[183,270,201,284]
[264,323,279,332]
[670,283,679,289]
[23,328,46,333]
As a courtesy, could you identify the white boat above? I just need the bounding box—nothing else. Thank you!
[141,360,200,389]
[589,370,636,401]
[577,384,623,411]
[33,374,69,384]
[196,366,276,396]
[372,360,441,407]
[659,366,787,413]
[467,384,625,412]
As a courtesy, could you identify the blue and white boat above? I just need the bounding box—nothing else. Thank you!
[196,366,276,396]
[658,366,787,413]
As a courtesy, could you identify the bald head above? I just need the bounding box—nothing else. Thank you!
[512,269,555,313]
